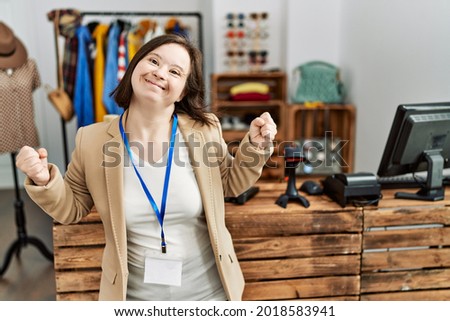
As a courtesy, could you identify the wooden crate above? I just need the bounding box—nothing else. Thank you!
[361,188,450,300]
[286,104,356,173]
[53,211,103,300]
[226,182,362,301]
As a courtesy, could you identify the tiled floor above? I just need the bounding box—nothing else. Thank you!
[0,188,56,300]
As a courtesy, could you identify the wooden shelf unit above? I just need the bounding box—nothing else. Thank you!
[286,104,356,174]
[210,72,288,179]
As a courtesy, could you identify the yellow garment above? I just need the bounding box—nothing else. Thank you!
[127,32,143,61]
[128,19,155,61]
[304,101,325,108]
[92,24,109,122]
[230,82,270,95]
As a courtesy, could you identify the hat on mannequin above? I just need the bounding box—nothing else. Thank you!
[0,21,28,69]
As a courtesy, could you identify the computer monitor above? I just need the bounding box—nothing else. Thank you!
[377,102,450,201]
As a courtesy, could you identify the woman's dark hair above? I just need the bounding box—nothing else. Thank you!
[113,34,213,126]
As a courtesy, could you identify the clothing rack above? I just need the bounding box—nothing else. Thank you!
[81,11,203,52]
[51,10,204,168]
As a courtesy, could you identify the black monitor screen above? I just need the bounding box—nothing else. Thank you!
[377,102,450,201]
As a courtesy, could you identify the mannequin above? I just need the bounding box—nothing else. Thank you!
[0,21,53,276]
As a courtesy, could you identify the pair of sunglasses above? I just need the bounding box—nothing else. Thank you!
[248,50,268,64]
[226,30,245,39]
[249,12,268,20]
[247,29,269,39]
[224,58,247,67]
[225,38,246,49]
[227,21,245,28]
[226,13,245,20]
[226,50,246,57]
[248,50,268,58]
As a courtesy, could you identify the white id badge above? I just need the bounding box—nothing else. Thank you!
[144,251,183,287]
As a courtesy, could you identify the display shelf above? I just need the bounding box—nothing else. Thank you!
[211,72,287,179]
[211,71,287,102]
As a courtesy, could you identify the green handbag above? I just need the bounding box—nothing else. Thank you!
[292,61,345,103]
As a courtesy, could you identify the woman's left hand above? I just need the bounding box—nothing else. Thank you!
[249,112,277,149]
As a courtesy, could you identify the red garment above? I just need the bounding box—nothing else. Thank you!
[230,92,271,101]
[117,31,127,82]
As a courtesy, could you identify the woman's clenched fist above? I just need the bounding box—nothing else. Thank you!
[15,146,50,186]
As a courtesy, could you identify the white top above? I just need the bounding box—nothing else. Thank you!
[123,130,227,301]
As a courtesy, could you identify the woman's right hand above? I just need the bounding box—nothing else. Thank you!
[16,146,50,186]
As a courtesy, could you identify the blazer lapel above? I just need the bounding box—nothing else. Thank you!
[178,115,220,243]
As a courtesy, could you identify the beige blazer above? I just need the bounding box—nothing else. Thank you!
[25,113,272,301]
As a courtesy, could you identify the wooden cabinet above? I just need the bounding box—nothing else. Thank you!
[286,104,356,174]
[210,72,288,179]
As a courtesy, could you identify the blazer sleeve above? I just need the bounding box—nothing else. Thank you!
[24,127,94,224]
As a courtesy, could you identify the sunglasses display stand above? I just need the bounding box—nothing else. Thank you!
[224,12,268,72]
[248,12,268,72]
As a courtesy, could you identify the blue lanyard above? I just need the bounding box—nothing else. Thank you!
[119,113,178,253]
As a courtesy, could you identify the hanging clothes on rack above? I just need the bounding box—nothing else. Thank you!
[117,29,129,82]
[127,19,152,61]
[73,25,94,127]
[144,20,164,43]
[103,21,122,115]
[92,24,109,122]
[47,9,82,100]
[164,17,190,39]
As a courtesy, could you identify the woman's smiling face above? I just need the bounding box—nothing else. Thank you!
[131,43,191,108]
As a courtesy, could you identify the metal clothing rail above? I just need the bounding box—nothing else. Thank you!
[81,11,204,53]
[51,10,203,168]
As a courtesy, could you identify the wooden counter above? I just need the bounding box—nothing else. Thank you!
[52,181,450,300]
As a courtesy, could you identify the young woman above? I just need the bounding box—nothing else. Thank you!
[15,34,277,301]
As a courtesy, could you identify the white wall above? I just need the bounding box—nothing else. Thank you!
[285,0,341,99]
[1,0,449,188]
[339,0,450,172]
